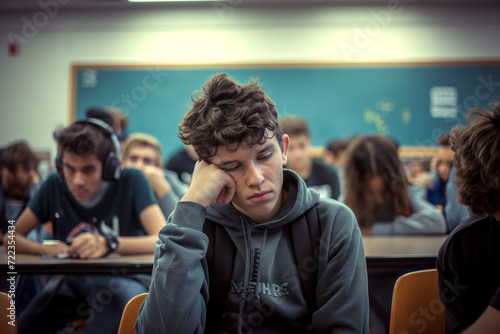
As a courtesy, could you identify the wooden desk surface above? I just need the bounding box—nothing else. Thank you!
[0,235,448,275]
[362,235,447,268]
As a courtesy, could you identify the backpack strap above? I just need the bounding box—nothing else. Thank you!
[203,219,235,333]
[289,205,320,316]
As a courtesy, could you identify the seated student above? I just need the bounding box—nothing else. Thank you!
[4,118,166,334]
[279,115,341,200]
[323,136,353,196]
[136,73,369,333]
[323,137,351,170]
[426,131,454,211]
[0,141,39,240]
[165,144,198,185]
[437,102,500,334]
[342,134,446,235]
[443,166,470,233]
[121,133,188,218]
[0,141,42,313]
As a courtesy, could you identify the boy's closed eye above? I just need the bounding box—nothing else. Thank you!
[223,164,240,172]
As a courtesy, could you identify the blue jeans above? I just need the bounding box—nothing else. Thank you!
[18,274,148,334]
[81,275,148,333]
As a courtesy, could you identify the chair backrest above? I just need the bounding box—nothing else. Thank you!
[0,292,17,334]
[117,293,148,334]
[389,269,445,334]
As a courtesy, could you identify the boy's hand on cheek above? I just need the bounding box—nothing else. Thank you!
[182,160,236,208]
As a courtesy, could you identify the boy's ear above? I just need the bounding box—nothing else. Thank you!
[1,166,13,181]
[281,134,290,166]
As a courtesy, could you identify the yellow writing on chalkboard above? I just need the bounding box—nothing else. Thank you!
[363,100,412,135]
[402,108,411,124]
[363,108,389,135]
[375,100,395,116]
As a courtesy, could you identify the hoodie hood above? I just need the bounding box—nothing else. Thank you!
[206,168,320,229]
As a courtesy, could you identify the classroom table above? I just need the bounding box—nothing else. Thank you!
[0,235,447,275]
[0,235,447,334]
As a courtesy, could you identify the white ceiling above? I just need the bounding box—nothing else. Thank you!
[0,0,497,11]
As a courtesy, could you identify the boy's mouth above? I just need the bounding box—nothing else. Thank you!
[249,191,272,202]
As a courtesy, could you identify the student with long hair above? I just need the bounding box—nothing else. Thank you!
[342,134,446,235]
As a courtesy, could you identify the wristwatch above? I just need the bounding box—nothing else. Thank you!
[105,235,119,254]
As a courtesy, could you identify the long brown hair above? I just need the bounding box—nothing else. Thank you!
[343,135,410,228]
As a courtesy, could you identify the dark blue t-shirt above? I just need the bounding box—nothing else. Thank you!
[29,168,157,241]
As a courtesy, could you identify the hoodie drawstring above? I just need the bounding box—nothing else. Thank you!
[238,216,252,332]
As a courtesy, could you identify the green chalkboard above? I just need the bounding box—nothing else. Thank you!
[72,62,500,158]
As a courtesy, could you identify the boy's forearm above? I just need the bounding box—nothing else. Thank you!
[115,235,160,254]
[9,233,44,255]
[136,203,209,334]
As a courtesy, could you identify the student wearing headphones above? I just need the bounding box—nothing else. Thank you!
[4,118,166,334]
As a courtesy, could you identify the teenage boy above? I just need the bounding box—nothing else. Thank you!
[279,115,341,200]
[0,141,39,239]
[437,102,500,333]
[121,132,188,218]
[136,74,369,333]
[5,119,166,334]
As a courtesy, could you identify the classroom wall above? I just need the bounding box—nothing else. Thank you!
[1,2,500,163]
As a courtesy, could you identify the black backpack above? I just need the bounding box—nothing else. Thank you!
[202,205,320,332]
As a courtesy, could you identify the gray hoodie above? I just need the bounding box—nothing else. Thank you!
[136,169,369,333]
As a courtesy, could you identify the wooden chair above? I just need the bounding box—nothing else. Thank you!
[0,292,17,334]
[117,293,148,334]
[389,269,445,334]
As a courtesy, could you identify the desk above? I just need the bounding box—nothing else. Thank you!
[0,251,154,275]
[1,235,447,275]
[1,236,447,334]
[363,235,447,268]
[362,235,447,334]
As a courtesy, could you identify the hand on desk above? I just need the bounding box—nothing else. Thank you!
[42,240,70,256]
[67,232,108,259]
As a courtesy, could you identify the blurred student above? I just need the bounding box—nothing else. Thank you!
[323,137,351,169]
[437,102,500,334]
[279,116,340,200]
[426,131,454,210]
[121,133,188,218]
[86,106,129,145]
[323,137,352,196]
[0,141,42,312]
[136,73,369,333]
[444,166,470,233]
[0,141,39,239]
[342,134,446,235]
[165,144,198,184]
[5,118,166,334]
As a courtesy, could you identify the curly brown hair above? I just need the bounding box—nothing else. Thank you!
[178,73,283,161]
[0,141,39,173]
[450,102,500,217]
[343,134,410,228]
